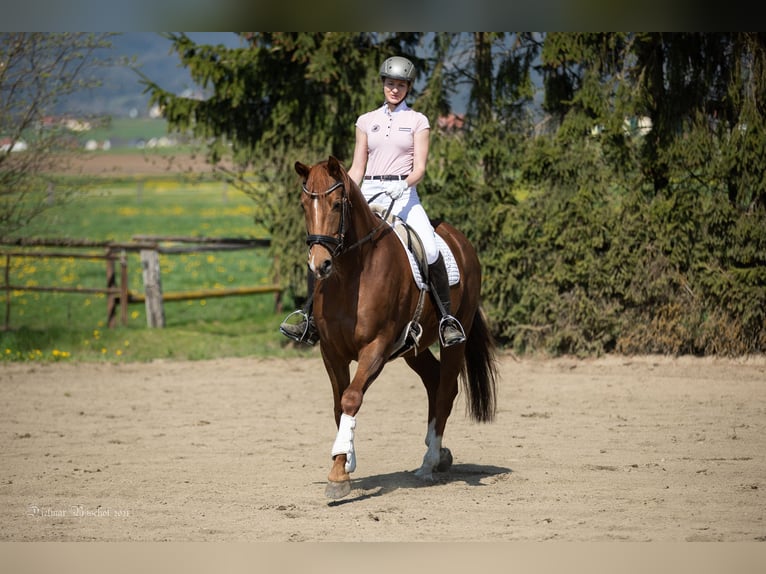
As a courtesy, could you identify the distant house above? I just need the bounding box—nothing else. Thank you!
[437,113,465,133]
[64,118,92,132]
[623,116,652,136]
[0,138,28,152]
[40,115,92,132]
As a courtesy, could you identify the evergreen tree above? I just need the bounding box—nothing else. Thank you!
[500,32,766,355]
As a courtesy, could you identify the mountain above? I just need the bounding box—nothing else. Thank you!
[62,32,474,120]
[62,32,244,119]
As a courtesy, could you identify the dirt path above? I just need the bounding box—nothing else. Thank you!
[1,353,764,542]
[49,152,224,177]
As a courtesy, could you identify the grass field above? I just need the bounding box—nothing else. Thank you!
[79,117,172,150]
[1,171,310,363]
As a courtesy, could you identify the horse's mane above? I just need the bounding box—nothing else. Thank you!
[324,156,360,196]
[324,156,377,225]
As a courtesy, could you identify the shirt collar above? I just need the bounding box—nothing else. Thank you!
[382,101,410,116]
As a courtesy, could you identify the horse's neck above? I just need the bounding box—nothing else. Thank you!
[334,189,389,273]
[348,185,380,243]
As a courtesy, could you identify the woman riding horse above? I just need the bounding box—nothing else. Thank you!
[294,155,497,498]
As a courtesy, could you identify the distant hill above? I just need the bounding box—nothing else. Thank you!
[61,33,473,121]
[60,32,244,119]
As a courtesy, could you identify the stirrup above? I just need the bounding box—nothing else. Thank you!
[279,310,319,346]
[438,315,466,347]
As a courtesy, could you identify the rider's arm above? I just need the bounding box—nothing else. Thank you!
[406,128,429,188]
[347,127,368,186]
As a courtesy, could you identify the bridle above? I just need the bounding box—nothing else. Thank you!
[303,180,347,257]
[302,179,390,257]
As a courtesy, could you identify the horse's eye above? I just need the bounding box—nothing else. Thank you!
[332,200,342,212]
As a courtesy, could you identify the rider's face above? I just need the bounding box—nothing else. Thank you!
[383,78,409,106]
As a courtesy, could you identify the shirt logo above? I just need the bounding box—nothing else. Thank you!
[371,124,381,133]
[398,127,412,132]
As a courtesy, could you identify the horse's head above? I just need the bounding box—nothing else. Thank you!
[295,156,350,280]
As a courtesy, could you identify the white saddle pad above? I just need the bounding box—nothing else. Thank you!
[388,219,460,290]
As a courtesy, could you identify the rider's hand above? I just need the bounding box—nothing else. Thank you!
[385,180,409,200]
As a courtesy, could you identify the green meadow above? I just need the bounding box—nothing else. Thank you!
[1,172,312,363]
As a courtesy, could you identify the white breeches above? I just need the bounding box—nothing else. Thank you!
[361,181,440,265]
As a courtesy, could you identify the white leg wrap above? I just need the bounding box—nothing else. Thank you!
[415,423,441,481]
[331,413,356,473]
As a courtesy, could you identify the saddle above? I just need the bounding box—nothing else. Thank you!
[369,204,429,283]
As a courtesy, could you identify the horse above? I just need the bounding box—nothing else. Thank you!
[295,156,498,499]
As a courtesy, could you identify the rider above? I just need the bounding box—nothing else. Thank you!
[280,55,466,348]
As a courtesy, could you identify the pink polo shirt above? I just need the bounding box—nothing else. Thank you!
[356,102,430,177]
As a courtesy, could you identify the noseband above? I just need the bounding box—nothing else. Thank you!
[303,180,347,257]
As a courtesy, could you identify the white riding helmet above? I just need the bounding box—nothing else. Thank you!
[379,56,416,83]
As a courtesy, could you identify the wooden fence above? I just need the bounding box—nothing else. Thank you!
[1,236,282,330]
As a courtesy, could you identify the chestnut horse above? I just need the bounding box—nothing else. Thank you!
[296,156,498,499]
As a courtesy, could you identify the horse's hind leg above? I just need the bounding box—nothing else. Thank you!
[405,349,439,431]
[405,348,458,480]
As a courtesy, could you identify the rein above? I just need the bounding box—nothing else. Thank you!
[303,180,390,256]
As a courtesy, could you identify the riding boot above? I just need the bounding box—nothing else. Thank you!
[427,253,467,347]
[279,273,319,345]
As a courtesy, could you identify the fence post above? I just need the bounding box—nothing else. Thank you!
[120,250,128,326]
[273,254,282,313]
[106,247,117,328]
[3,254,10,331]
[140,249,165,328]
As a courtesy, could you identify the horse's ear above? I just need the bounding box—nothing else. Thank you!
[327,156,345,180]
[295,161,310,179]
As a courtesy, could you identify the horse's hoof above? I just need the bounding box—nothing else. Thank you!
[325,480,352,499]
[436,447,453,472]
[414,467,435,481]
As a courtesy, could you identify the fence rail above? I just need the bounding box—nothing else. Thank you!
[1,236,281,330]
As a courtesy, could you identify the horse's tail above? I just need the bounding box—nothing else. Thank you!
[461,306,498,423]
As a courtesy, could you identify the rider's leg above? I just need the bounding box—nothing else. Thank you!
[426,253,466,347]
[403,203,466,347]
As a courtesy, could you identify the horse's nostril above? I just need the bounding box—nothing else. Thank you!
[319,259,333,277]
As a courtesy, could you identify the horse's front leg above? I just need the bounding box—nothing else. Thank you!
[321,349,354,498]
[324,346,387,499]
[326,413,356,498]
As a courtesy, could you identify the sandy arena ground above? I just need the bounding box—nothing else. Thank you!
[1,352,764,542]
